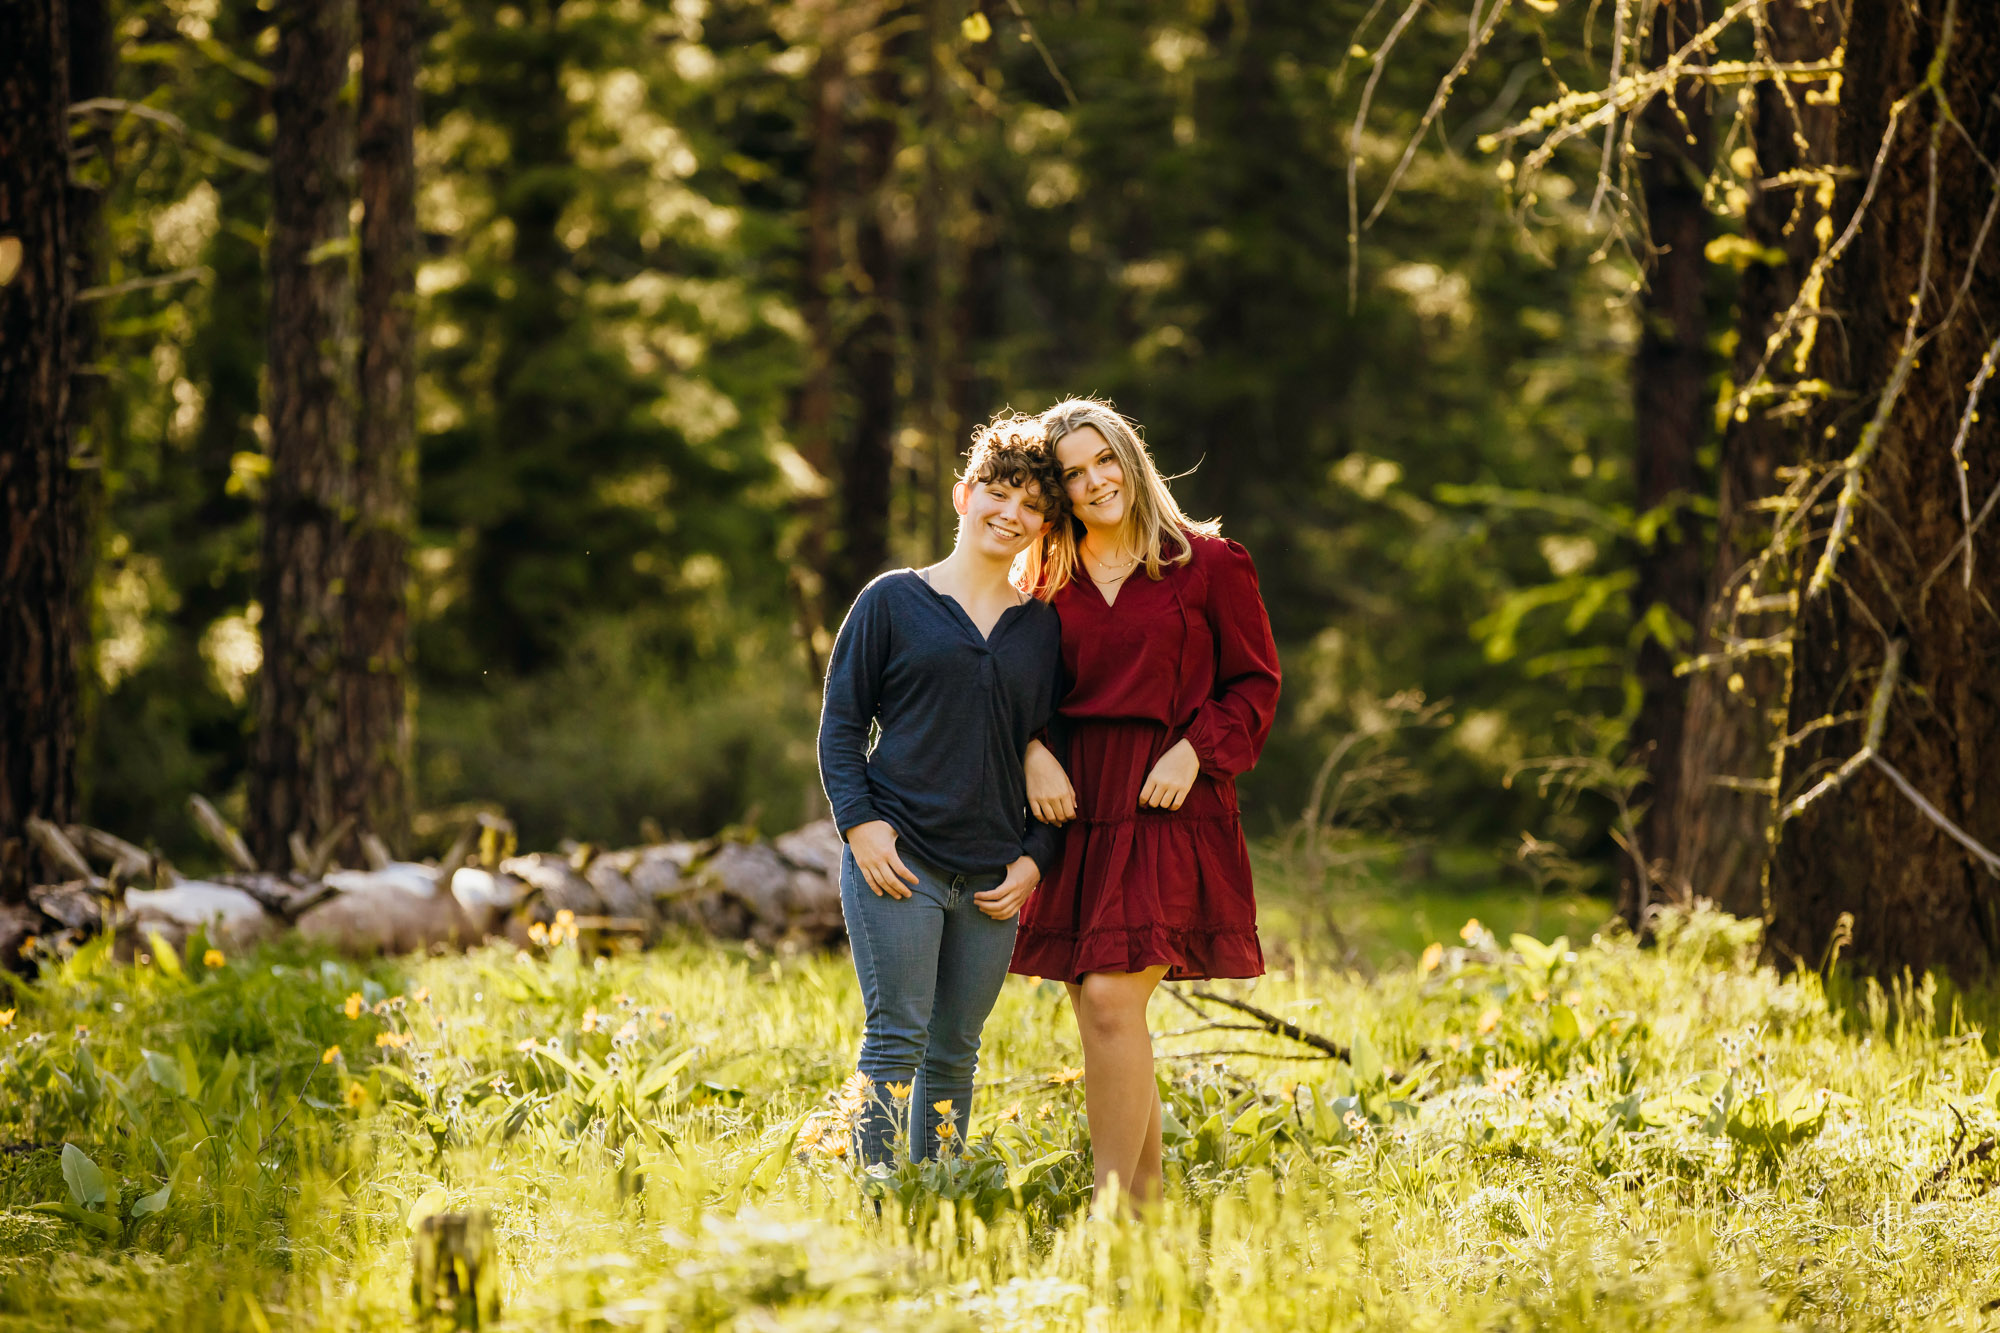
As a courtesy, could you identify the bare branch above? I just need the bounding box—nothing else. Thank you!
[1871,756,2000,878]
[1347,0,1430,310]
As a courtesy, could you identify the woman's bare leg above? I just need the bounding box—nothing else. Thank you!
[1066,966,1169,1206]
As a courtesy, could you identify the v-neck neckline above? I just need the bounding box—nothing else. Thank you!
[912,569,1027,646]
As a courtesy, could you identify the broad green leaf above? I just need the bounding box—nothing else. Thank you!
[635,1049,696,1100]
[146,932,184,980]
[131,1182,172,1219]
[142,1048,186,1097]
[1550,1004,1581,1043]
[407,1186,449,1232]
[29,1200,120,1237]
[62,1143,108,1209]
[1349,1030,1382,1086]
[1005,1150,1073,1191]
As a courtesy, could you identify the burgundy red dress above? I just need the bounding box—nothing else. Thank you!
[1010,534,1281,983]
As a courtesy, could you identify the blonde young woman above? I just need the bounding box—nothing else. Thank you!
[1012,397,1281,1207]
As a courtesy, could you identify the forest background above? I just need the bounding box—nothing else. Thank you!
[5,0,1997,978]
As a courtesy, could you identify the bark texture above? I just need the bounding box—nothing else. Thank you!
[351,0,421,853]
[832,29,904,612]
[1672,0,1842,916]
[1766,0,2000,979]
[0,0,83,899]
[1622,0,1715,925]
[791,28,847,674]
[252,0,358,868]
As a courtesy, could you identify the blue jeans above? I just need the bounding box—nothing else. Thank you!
[840,845,1019,1164]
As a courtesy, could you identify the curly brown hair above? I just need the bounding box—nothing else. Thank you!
[960,410,1066,521]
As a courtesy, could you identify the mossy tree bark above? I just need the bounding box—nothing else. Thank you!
[1671,0,1842,916]
[1766,0,2000,979]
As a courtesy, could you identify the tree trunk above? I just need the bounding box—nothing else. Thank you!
[1766,0,2000,980]
[351,0,421,854]
[790,32,847,674]
[831,28,905,611]
[252,0,357,868]
[1621,0,1714,926]
[916,0,956,560]
[1672,0,1841,916]
[0,0,84,899]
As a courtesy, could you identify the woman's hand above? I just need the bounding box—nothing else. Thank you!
[1139,738,1200,811]
[974,856,1041,920]
[847,820,919,899]
[1026,738,1077,825]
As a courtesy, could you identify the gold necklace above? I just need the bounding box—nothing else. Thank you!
[1083,545,1138,575]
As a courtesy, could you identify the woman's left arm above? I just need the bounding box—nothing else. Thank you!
[1182,540,1282,778]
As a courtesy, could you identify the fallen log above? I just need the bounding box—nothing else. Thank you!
[13,814,852,966]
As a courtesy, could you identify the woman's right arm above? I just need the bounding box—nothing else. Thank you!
[817,588,917,897]
[1026,737,1076,825]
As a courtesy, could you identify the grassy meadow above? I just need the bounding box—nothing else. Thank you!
[4,870,2000,1331]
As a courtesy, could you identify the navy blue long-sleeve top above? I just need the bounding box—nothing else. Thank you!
[818,570,1065,877]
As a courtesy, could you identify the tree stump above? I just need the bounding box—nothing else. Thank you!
[411,1209,499,1328]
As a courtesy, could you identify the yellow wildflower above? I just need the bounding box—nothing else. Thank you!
[343,993,364,1020]
[321,1045,341,1065]
[887,1082,913,1100]
[1531,989,1548,1004]
[375,1031,411,1049]
[581,1005,601,1033]
[1050,1066,1085,1086]
[611,993,632,1007]
[202,949,226,968]
[936,1121,957,1141]
[1476,1007,1502,1035]
[1278,1079,1298,1102]
[412,986,430,1004]
[932,1098,955,1117]
[528,921,549,946]
[796,1118,825,1150]
[997,1102,1021,1123]
[824,1135,849,1158]
[344,1082,367,1108]
[1564,989,1584,1008]
[0,1009,14,1030]
[1487,1066,1526,1093]
[555,909,576,928]
[516,1039,538,1053]
[1419,942,1444,974]
[1459,918,1484,943]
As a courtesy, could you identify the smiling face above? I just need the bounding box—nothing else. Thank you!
[954,475,1049,560]
[1057,425,1127,535]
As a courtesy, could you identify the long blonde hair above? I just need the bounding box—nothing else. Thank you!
[1019,397,1220,598]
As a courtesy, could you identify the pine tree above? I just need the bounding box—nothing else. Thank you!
[251,0,357,866]
[0,0,85,898]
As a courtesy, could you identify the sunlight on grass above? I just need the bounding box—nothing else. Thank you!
[6,901,2000,1330]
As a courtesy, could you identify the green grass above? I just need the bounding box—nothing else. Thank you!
[4,874,2000,1331]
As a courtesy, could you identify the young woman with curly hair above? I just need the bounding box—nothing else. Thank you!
[817,412,1069,1164]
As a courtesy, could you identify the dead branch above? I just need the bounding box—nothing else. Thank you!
[25,818,100,887]
[189,795,257,872]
